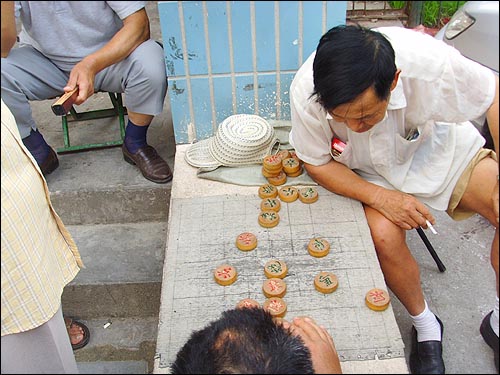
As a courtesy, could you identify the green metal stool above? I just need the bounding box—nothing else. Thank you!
[57,92,127,153]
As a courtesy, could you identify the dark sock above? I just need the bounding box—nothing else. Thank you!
[124,120,149,153]
[22,129,50,165]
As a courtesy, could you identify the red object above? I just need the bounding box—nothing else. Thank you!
[331,138,346,154]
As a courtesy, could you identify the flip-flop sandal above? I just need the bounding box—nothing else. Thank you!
[64,317,90,350]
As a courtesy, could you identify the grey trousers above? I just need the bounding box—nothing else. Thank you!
[1,305,79,374]
[1,39,167,138]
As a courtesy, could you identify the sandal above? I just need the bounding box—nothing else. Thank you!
[64,317,90,350]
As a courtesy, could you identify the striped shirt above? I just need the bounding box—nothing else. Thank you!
[1,99,83,336]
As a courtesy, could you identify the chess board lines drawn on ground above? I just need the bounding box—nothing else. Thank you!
[156,187,405,367]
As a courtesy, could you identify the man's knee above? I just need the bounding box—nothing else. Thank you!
[128,40,167,92]
[364,206,406,254]
[371,222,403,251]
[1,58,20,92]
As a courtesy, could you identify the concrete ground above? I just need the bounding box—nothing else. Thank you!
[15,2,498,374]
[395,210,497,374]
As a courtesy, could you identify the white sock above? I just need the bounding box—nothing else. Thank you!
[490,296,499,337]
[410,301,442,342]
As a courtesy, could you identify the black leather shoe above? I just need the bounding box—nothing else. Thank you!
[39,146,59,176]
[122,144,173,183]
[409,316,445,374]
[480,311,499,373]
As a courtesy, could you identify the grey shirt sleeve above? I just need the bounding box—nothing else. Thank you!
[106,1,147,20]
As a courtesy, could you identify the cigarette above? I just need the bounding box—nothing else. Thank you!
[426,220,438,235]
[103,321,112,329]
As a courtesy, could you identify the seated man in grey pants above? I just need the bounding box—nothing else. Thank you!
[1,1,172,183]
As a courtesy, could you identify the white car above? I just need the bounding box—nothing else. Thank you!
[435,1,498,73]
[435,1,499,149]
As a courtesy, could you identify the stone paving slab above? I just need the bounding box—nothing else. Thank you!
[154,145,408,373]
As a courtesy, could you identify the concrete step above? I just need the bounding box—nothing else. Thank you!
[73,317,158,373]
[24,5,169,371]
[44,144,173,226]
[78,361,148,374]
[32,93,174,370]
[35,93,176,226]
[66,221,167,285]
[63,282,161,320]
[62,221,166,318]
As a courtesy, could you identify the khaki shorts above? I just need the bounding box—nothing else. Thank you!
[446,148,498,221]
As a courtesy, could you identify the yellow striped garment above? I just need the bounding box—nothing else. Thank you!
[1,99,83,336]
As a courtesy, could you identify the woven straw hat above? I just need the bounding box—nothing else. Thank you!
[185,114,279,170]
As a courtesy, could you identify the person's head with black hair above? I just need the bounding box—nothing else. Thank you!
[170,307,341,374]
[312,24,399,133]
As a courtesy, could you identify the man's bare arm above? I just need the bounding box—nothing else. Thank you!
[305,160,435,230]
[1,2,17,58]
[64,8,151,104]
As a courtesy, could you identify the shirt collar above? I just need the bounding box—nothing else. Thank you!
[387,77,406,110]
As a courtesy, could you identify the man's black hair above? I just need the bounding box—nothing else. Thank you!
[170,307,314,374]
[312,24,397,111]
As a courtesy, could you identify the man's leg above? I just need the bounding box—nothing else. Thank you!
[364,205,427,314]
[1,46,68,174]
[453,155,499,371]
[364,205,444,374]
[95,40,172,183]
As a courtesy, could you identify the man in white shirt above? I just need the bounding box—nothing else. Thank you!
[290,25,499,374]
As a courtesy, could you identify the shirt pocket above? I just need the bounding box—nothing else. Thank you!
[330,141,360,170]
[395,126,424,164]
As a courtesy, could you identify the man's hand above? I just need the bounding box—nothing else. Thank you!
[64,59,97,105]
[372,187,435,230]
[284,317,342,374]
[63,8,150,106]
